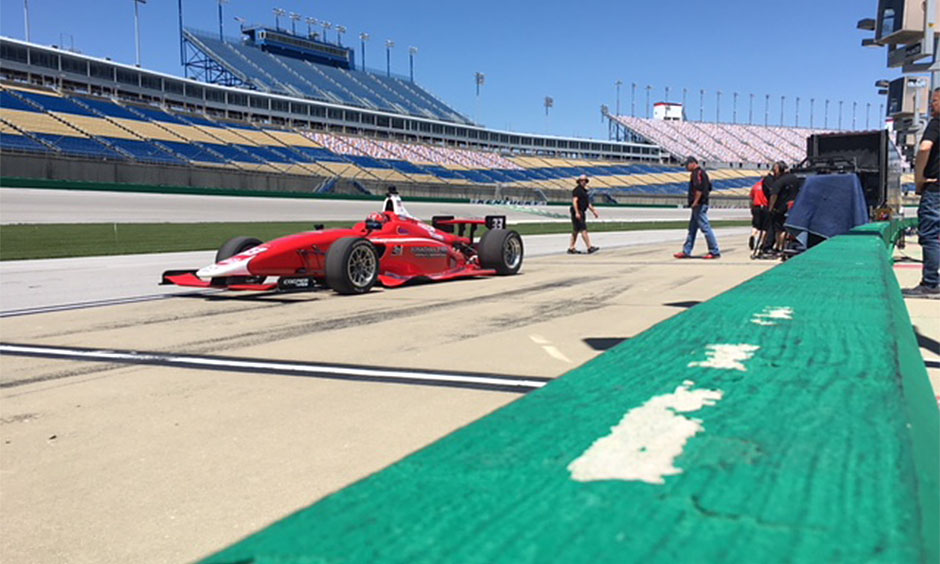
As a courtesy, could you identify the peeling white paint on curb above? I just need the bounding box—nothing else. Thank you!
[687,344,760,371]
[751,306,794,326]
[568,380,723,484]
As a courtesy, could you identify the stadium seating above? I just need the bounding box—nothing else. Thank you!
[183,29,470,125]
[612,115,831,165]
[1,84,766,197]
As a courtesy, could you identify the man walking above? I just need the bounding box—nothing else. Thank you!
[674,156,720,259]
[568,174,599,254]
[903,87,940,297]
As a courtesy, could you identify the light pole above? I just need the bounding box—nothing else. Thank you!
[217,0,228,40]
[764,94,769,126]
[273,8,285,31]
[795,96,800,127]
[321,21,332,42]
[682,88,687,112]
[810,98,815,128]
[780,95,785,125]
[631,82,636,117]
[289,13,301,35]
[665,85,670,103]
[748,93,754,125]
[716,90,721,122]
[645,84,651,118]
[385,39,394,77]
[700,89,705,121]
[838,100,843,129]
[133,0,147,67]
[336,25,346,46]
[852,101,857,130]
[732,92,738,124]
[305,17,317,38]
[408,46,417,82]
[866,102,871,129]
[615,80,622,115]
[475,71,485,123]
[824,99,830,128]
[359,32,369,70]
[23,0,30,42]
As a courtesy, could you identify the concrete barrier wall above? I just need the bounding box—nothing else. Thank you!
[201,220,938,564]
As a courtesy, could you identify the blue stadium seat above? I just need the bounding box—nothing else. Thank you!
[0,132,47,152]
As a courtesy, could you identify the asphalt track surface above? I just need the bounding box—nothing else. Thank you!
[1,191,935,563]
[0,188,751,224]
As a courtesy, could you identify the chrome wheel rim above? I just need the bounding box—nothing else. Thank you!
[347,245,377,288]
[503,236,522,269]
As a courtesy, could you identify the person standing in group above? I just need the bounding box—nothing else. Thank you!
[903,87,940,297]
[568,174,599,254]
[674,156,720,259]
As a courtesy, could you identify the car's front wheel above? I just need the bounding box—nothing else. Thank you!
[215,236,265,285]
[325,237,379,295]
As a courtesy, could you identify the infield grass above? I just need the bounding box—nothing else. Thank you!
[0,220,751,261]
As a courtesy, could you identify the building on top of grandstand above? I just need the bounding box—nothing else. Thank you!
[652,102,684,121]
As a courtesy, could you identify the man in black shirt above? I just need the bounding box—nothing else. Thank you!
[766,171,804,254]
[568,174,599,254]
[674,156,720,259]
[903,87,940,297]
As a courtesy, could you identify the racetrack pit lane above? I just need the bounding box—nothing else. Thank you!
[0,343,550,393]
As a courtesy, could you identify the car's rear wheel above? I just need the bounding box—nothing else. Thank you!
[325,237,379,295]
[215,236,265,285]
[478,229,524,275]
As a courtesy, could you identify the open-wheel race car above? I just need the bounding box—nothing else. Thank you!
[161,188,524,295]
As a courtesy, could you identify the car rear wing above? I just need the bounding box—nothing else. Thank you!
[432,215,507,241]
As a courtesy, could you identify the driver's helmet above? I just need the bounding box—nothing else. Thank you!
[367,212,388,224]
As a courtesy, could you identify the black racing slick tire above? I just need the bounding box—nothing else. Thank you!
[478,228,524,275]
[325,237,379,295]
[215,236,264,285]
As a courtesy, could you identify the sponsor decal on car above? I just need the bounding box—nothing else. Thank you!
[410,246,448,258]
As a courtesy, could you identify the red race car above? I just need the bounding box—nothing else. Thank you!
[161,188,524,295]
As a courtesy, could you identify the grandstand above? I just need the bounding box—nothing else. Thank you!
[0,35,782,203]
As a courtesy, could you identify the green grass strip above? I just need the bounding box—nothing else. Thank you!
[0,220,750,261]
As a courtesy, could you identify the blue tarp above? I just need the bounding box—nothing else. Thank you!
[785,173,870,239]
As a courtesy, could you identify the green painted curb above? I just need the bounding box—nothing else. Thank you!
[193,220,934,563]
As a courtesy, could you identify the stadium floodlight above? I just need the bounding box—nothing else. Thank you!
[795,96,800,127]
[856,18,875,31]
[838,100,843,130]
[133,0,147,68]
[824,99,830,128]
[306,17,318,38]
[866,102,871,129]
[23,0,30,43]
[218,0,229,41]
[852,101,857,130]
[809,97,815,127]
[716,90,721,123]
[732,91,738,124]
[322,21,332,42]
[273,8,286,31]
[289,13,301,35]
[409,46,418,82]
[645,85,651,118]
[699,89,705,122]
[336,25,347,45]
[544,96,554,116]
[615,80,622,116]
[780,95,786,125]
[748,93,754,124]
[631,83,636,117]
[359,32,369,70]
[874,79,890,88]
[475,72,485,96]
[385,39,394,77]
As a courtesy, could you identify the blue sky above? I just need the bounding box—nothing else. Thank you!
[1,0,895,139]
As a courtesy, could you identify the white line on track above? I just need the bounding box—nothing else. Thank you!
[0,343,549,393]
